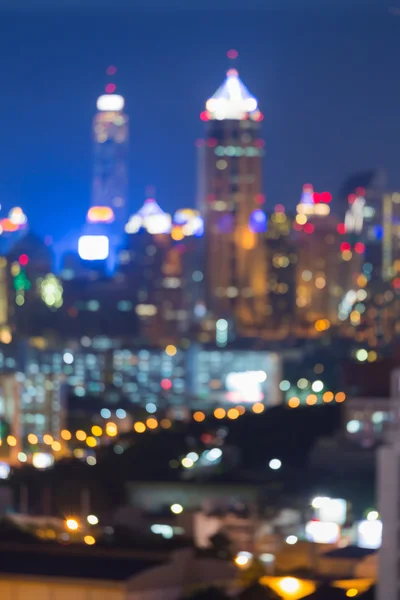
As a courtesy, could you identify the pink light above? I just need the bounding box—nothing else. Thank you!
[321,191,332,203]
[227,68,239,77]
[274,204,285,213]
[207,138,217,147]
[255,112,264,122]
[354,242,365,254]
[340,242,351,251]
[337,223,346,234]
[348,193,357,205]
[105,83,116,94]
[356,187,366,197]
[161,379,172,391]
[106,65,117,76]
[227,49,238,59]
[304,223,314,234]
[303,183,314,192]
[255,193,265,205]
[19,254,29,266]
[200,111,210,121]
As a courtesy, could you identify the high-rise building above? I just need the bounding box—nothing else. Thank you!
[197,64,268,338]
[89,68,129,253]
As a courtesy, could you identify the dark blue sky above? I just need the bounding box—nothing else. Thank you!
[0,4,399,240]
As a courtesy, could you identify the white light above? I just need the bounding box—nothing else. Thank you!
[347,420,361,434]
[357,519,382,549]
[269,458,282,470]
[311,496,330,509]
[63,352,74,364]
[32,453,54,470]
[356,349,368,362]
[312,380,324,393]
[260,553,275,563]
[305,520,340,544]
[145,213,172,235]
[186,452,199,462]
[225,371,266,403]
[170,503,183,514]
[206,448,222,462]
[18,452,27,463]
[87,514,99,525]
[97,94,125,112]
[279,577,300,594]
[78,235,109,261]
[286,535,298,545]
[367,510,379,521]
[0,463,10,480]
[216,319,228,331]
[317,498,347,526]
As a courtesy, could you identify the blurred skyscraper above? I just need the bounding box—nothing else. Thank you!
[197,63,268,338]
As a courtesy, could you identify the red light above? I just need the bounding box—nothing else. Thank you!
[256,112,264,122]
[340,242,351,252]
[274,204,285,213]
[321,191,332,203]
[227,49,239,59]
[106,65,117,76]
[356,187,366,197]
[207,138,217,147]
[337,223,346,234]
[348,193,356,205]
[304,223,314,234]
[105,83,116,94]
[293,221,303,231]
[254,139,265,148]
[255,193,266,205]
[195,138,205,148]
[313,192,321,203]
[161,379,172,391]
[393,278,400,290]
[354,242,365,254]
[19,254,29,266]
[200,111,210,121]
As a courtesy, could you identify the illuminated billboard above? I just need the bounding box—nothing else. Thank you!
[188,348,282,406]
[305,521,340,544]
[78,235,109,261]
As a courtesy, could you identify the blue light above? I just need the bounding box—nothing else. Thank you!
[249,210,267,233]
[373,225,383,240]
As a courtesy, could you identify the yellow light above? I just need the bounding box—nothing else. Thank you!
[76,430,87,442]
[65,518,79,531]
[87,206,114,224]
[288,397,300,408]
[181,457,194,468]
[87,514,99,525]
[28,433,38,444]
[342,250,353,261]
[43,434,53,445]
[295,214,307,225]
[160,419,172,429]
[335,392,346,403]
[105,422,118,437]
[171,226,184,241]
[7,435,16,447]
[357,274,368,287]
[86,436,97,448]
[227,408,239,420]
[278,577,301,594]
[193,411,205,422]
[234,555,249,567]
[214,408,226,419]
[368,350,377,363]
[306,394,318,405]
[252,402,265,414]
[323,391,334,403]
[51,441,61,452]
[91,425,103,437]
[346,590,358,598]
[61,429,72,441]
[165,344,177,357]
[146,418,158,429]
[84,535,96,545]
[134,422,146,433]
[315,277,326,289]
[170,503,183,514]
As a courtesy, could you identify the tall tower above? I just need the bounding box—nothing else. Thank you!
[198,55,268,337]
[91,66,129,242]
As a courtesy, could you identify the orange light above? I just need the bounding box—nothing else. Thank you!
[160,419,172,429]
[252,402,265,414]
[323,391,334,403]
[87,206,115,224]
[146,418,158,429]
[193,411,205,422]
[43,434,54,445]
[335,392,346,403]
[306,394,318,405]
[227,408,239,420]
[0,218,19,232]
[171,226,184,241]
[76,430,87,442]
[51,441,61,452]
[214,408,226,419]
[134,422,146,433]
[61,429,72,441]
[288,397,300,408]
[236,405,246,415]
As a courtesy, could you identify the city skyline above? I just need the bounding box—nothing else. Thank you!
[0,10,399,240]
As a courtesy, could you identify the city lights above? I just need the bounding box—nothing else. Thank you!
[78,235,109,261]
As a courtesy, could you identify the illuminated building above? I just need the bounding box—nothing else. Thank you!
[197,62,268,337]
[91,70,129,239]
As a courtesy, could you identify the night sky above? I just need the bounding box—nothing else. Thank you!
[0,3,399,240]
